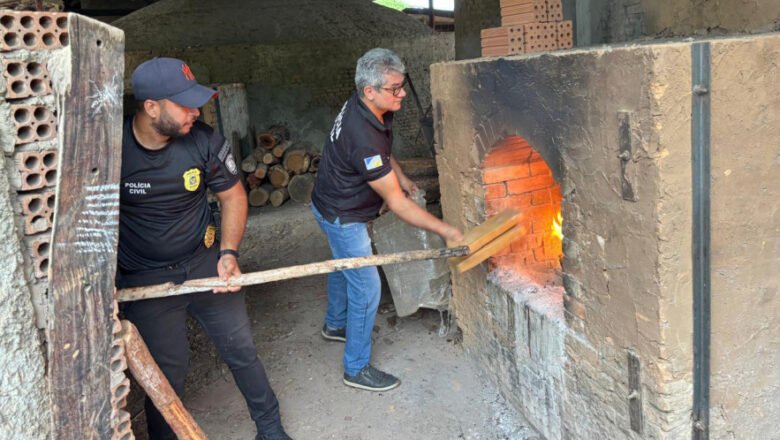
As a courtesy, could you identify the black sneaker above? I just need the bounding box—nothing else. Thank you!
[256,425,292,440]
[321,324,346,342]
[343,365,400,391]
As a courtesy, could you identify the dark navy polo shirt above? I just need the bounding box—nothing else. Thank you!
[311,92,394,223]
[117,115,240,273]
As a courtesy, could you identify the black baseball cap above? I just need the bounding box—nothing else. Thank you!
[131,57,216,108]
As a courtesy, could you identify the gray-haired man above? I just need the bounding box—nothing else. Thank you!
[311,48,464,391]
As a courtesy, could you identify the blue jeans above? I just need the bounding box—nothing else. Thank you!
[311,204,381,376]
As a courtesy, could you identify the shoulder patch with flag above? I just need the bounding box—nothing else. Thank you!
[364,155,383,171]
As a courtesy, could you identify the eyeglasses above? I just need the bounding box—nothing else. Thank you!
[377,79,407,97]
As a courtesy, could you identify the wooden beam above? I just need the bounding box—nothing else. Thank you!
[47,13,124,439]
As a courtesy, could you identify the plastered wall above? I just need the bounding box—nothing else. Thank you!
[0,10,71,439]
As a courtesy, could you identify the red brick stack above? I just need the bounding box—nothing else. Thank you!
[480,0,573,57]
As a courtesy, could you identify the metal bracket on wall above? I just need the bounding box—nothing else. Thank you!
[627,351,643,434]
[618,111,637,201]
[691,41,712,440]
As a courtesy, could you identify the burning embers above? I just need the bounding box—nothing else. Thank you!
[482,136,562,285]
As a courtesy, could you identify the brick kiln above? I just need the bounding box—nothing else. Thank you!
[432,32,780,439]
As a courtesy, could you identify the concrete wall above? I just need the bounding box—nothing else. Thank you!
[707,35,780,439]
[454,0,500,60]
[115,0,454,159]
[643,0,780,37]
[577,0,780,45]
[432,33,780,439]
[0,167,50,440]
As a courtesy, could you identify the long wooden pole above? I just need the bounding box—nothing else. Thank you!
[121,320,208,440]
[117,246,470,302]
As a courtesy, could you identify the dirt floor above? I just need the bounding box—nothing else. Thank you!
[181,204,540,440]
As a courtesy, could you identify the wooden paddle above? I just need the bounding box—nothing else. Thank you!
[116,209,523,302]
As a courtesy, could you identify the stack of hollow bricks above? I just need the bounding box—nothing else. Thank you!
[0,11,133,440]
[483,136,562,270]
[481,0,573,57]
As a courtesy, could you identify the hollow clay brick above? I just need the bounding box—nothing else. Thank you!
[502,3,535,16]
[482,45,510,57]
[481,26,508,40]
[502,12,537,27]
[15,149,58,191]
[557,20,574,49]
[508,25,525,55]
[500,0,535,7]
[19,190,54,234]
[31,236,50,278]
[111,376,130,402]
[10,104,57,144]
[534,0,547,22]
[2,59,52,98]
[546,0,563,22]
[0,11,69,51]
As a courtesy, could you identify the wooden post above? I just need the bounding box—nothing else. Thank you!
[47,14,124,439]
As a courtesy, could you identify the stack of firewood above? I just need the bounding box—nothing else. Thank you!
[241,125,320,208]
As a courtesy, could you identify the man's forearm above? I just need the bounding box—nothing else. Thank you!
[390,156,416,193]
[386,196,449,238]
[216,184,248,251]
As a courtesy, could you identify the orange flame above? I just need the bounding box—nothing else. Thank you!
[551,211,563,240]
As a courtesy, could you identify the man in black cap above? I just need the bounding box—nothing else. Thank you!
[118,57,290,440]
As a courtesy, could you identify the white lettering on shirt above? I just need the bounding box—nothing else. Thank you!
[124,181,151,195]
[330,100,349,142]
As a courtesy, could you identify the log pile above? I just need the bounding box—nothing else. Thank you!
[244,125,321,207]
[243,125,442,208]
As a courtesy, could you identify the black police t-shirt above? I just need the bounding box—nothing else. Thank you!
[311,92,393,223]
[118,116,240,272]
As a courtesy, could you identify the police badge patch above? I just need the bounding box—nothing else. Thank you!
[204,224,216,248]
[225,153,238,175]
[183,168,201,191]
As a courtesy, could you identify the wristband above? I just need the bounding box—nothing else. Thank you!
[218,249,240,259]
